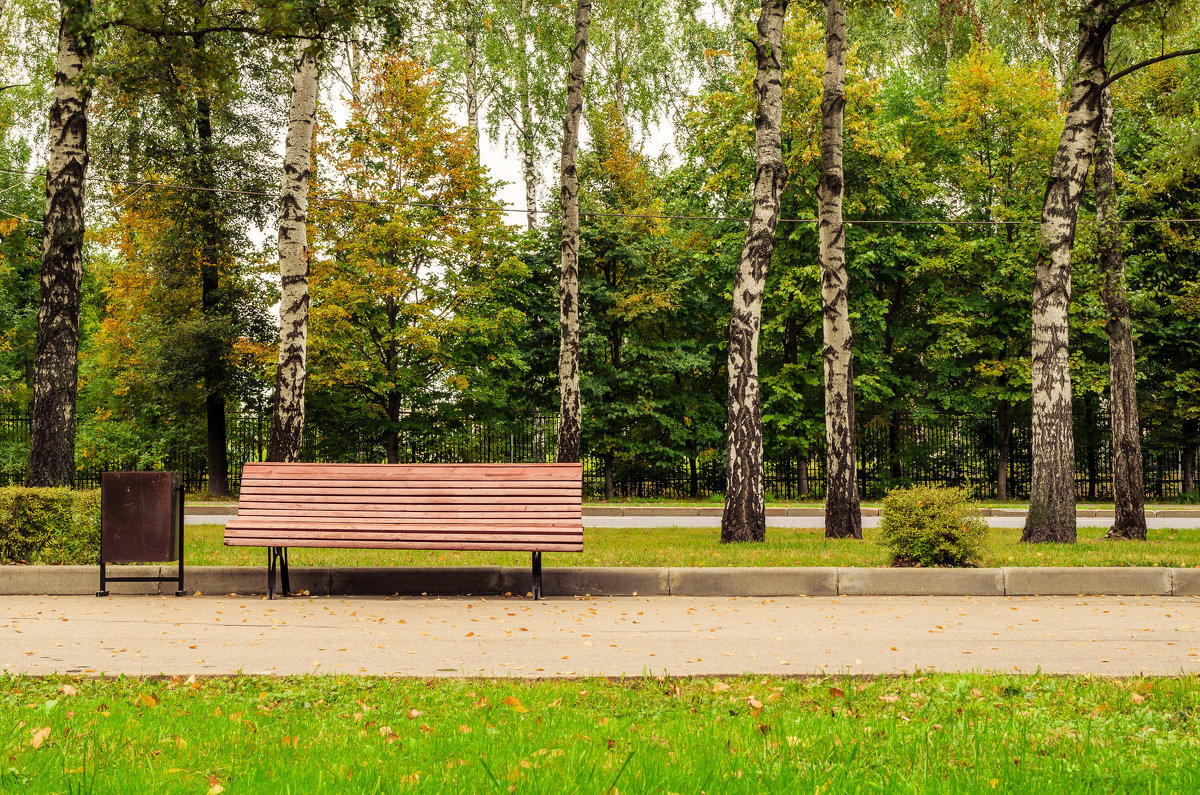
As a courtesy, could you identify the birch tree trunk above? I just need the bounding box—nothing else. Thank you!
[1096,84,1147,540]
[819,0,861,540]
[26,1,91,487]
[721,0,787,544]
[519,0,538,230]
[267,40,319,464]
[466,27,481,161]
[1022,8,1109,544]
[555,0,590,464]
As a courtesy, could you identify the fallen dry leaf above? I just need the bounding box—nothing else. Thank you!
[30,727,51,749]
[502,697,529,713]
[712,682,730,693]
[747,697,763,709]
[60,685,77,697]
[880,695,900,704]
[138,693,158,708]
[1131,693,1146,704]
[830,687,844,698]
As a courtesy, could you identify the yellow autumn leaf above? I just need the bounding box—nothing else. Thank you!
[138,693,158,708]
[502,697,529,713]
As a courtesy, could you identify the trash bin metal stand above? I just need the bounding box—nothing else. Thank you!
[97,475,186,597]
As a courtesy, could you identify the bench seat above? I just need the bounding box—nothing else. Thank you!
[225,462,583,597]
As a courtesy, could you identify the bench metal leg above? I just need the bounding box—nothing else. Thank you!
[531,551,542,600]
[267,546,291,599]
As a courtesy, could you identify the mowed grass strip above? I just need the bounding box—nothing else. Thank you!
[3,674,1198,793]
[185,524,1200,569]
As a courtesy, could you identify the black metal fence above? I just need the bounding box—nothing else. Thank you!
[0,407,1192,500]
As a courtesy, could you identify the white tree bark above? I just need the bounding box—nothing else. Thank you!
[267,39,319,464]
[1096,84,1147,540]
[27,0,90,487]
[466,26,481,161]
[721,0,787,543]
[1023,5,1110,544]
[519,0,538,229]
[819,0,861,539]
[555,0,591,464]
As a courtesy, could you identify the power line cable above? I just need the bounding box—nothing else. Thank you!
[2,165,1199,226]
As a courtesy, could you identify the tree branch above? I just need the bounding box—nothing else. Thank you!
[1098,48,1200,91]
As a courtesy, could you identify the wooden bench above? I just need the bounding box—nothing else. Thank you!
[224,462,583,599]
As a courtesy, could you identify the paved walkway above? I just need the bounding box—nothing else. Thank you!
[4,594,1197,678]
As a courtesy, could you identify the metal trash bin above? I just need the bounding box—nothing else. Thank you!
[98,471,186,597]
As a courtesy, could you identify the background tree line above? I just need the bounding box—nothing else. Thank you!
[1,0,1198,539]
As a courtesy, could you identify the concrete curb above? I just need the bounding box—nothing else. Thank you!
[838,568,1004,596]
[5,565,1200,598]
[183,504,1200,520]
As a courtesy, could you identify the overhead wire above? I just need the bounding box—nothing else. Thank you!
[1,165,1198,227]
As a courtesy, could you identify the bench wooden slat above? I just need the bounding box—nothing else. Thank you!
[226,526,580,538]
[244,463,581,481]
[241,482,579,494]
[228,520,580,531]
[234,506,580,518]
[226,538,583,551]
[235,499,580,511]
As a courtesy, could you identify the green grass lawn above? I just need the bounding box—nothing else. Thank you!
[183,524,1200,569]
[3,673,1197,793]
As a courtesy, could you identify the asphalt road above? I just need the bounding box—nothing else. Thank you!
[4,594,1198,678]
[187,513,1200,530]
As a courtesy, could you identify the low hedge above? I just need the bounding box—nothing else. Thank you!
[0,487,100,564]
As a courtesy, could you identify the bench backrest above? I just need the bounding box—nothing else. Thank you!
[224,462,583,551]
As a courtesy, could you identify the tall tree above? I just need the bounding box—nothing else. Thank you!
[26,0,91,487]
[721,0,787,543]
[919,47,1061,500]
[1095,84,1147,538]
[306,54,525,462]
[555,0,590,464]
[1023,3,1111,543]
[819,0,860,539]
[266,38,320,464]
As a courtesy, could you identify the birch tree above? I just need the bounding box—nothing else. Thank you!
[1022,4,1110,544]
[555,0,590,464]
[819,0,860,539]
[266,39,319,463]
[721,0,787,543]
[1095,84,1146,539]
[26,0,91,487]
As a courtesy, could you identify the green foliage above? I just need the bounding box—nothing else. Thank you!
[0,487,100,564]
[308,53,529,456]
[879,486,988,566]
[572,104,727,494]
[5,674,1200,793]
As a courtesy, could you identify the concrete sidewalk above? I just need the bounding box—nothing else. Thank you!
[2,593,1197,677]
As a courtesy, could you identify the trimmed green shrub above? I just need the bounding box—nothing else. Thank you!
[879,486,986,567]
[0,487,100,564]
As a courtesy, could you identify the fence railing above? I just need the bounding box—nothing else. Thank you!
[0,407,1192,500]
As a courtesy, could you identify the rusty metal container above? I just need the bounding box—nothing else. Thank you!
[99,471,185,596]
